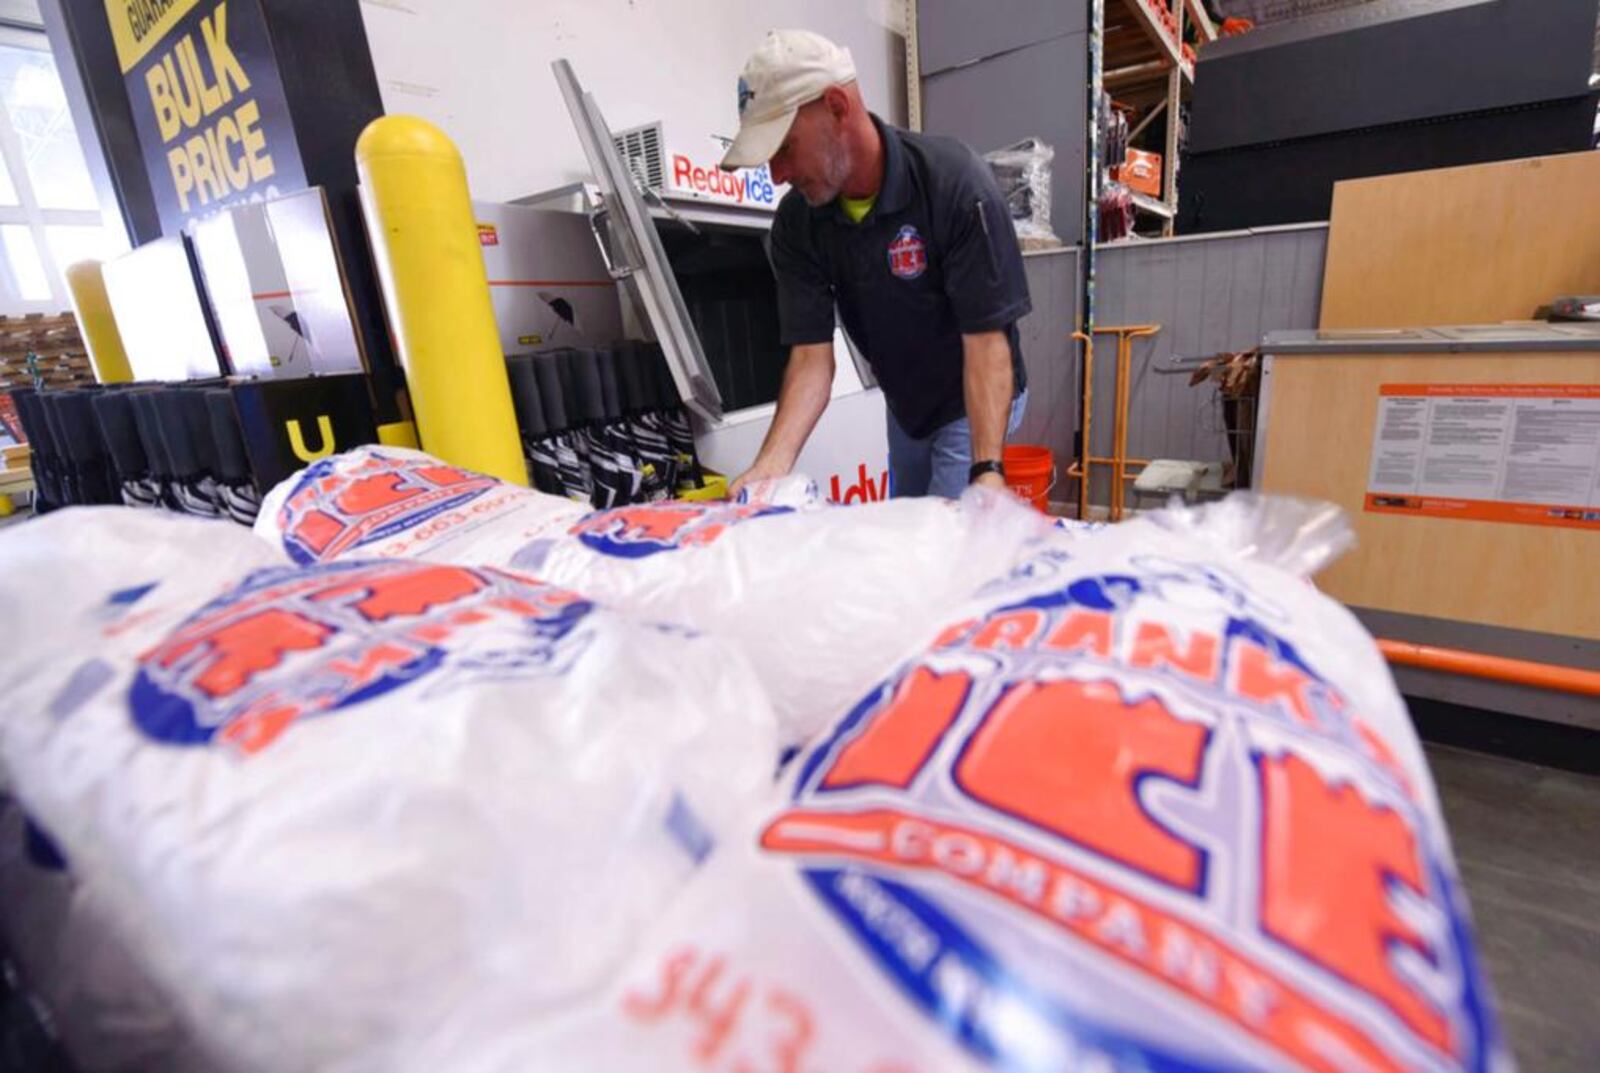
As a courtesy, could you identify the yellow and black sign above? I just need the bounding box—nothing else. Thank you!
[106,0,306,228]
[232,373,378,492]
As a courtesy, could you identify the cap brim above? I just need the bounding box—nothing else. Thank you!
[720,109,796,171]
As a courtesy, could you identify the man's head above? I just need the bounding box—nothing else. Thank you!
[720,30,868,207]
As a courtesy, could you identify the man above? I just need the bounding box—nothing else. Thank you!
[722,29,1031,499]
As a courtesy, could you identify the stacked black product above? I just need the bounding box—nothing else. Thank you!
[9,383,262,524]
[506,341,704,508]
[1178,0,1600,232]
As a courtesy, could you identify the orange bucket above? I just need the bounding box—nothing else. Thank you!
[1003,445,1055,513]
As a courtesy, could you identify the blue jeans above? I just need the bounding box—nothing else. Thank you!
[887,390,1028,498]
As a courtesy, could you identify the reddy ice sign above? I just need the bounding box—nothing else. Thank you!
[667,152,781,210]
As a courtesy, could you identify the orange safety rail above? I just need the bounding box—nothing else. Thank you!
[1378,640,1600,698]
[1104,325,1161,521]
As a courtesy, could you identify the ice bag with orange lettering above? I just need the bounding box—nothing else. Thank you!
[415,496,1508,1073]
[0,507,777,1073]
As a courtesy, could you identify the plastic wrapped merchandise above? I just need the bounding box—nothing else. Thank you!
[983,138,1057,246]
[0,803,200,1073]
[1100,181,1136,242]
[730,473,824,510]
[42,876,210,1073]
[0,509,286,1072]
[411,495,1509,1073]
[260,448,1054,748]
[1052,515,1107,536]
[517,489,1051,746]
[256,444,589,566]
[0,800,73,1023]
[0,508,778,1073]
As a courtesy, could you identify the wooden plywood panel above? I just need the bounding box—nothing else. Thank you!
[1319,152,1600,329]
[1259,350,1600,640]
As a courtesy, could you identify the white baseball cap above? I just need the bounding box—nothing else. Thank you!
[720,30,857,171]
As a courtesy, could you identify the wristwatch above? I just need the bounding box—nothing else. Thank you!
[969,459,1006,483]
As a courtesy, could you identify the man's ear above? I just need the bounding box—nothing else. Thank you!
[821,84,851,120]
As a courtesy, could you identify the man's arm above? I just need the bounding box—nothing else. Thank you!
[963,330,1013,491]
[729,342,835,496]
[937,145,1031,495]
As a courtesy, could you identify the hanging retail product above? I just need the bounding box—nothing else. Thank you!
[7,382,262,524]
[507,341,708,508]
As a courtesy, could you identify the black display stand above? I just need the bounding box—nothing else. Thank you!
[41,0,403,424]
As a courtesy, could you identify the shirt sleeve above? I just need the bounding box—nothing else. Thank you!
[939,149,1033,334]
[767,205,837,346]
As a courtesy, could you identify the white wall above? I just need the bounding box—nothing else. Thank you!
[0,1,42,27]
[359,0,909,203]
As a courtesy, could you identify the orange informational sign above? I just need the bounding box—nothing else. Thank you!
[1365,384,1600,530]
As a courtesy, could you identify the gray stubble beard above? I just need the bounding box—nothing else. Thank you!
[800,134,854,207]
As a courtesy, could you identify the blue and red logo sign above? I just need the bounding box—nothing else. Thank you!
[569,501,792,559]
[130,560,593,755]
[887,224,928,280]
[277,452,500,565]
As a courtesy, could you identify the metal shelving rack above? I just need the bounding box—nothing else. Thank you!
[905,0,1212,243]
[1128,189,1176,220]
[1079,0,1213,512]
[1100,0,1213,237]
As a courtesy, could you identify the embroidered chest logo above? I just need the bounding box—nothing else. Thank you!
[887,224,928,280]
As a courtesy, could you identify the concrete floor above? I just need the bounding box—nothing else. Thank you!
[1425,743,1600,1072]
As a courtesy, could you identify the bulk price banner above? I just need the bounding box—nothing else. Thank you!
[1365,383,1600,530]
[106,0,307,230]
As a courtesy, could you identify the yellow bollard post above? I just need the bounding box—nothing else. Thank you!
[377,421,421,449]
[64,260,134,384]
[355,116,526,485]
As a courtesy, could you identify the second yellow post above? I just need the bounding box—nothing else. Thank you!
[355,115,527,485]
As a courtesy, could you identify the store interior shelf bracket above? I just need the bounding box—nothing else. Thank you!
[1109,0,1196,84]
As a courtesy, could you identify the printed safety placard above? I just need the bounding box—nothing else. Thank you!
[1365,384,1600,530]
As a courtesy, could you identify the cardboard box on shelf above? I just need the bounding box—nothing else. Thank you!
[1116,148,1164,197]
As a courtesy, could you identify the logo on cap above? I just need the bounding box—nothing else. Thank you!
[737,76,755,116]
[887,225,928,280]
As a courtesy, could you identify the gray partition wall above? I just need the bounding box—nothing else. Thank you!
[1012,247,1083,475]
[1013,224,1329,511]
[918,0,1088,244]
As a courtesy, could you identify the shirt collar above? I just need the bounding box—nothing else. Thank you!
[813,113,911,225]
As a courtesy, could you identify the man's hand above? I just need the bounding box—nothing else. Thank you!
[726,342,835,500]
[729,454,794,499]
[971,470,1008,493]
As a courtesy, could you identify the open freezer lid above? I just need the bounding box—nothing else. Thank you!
[553,59,723,421]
